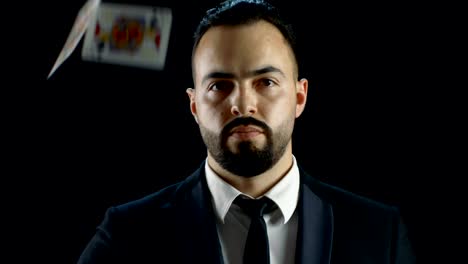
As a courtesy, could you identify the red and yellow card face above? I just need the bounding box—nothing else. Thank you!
[81,2,172,70]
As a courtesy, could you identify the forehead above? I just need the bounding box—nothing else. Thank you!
[193,20,295,83]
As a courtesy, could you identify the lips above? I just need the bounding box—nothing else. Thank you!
[229,125,263,140]
[230,125,263,134]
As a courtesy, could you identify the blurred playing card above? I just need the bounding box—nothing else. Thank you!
[81,3,172,70]
[47,0,100,79]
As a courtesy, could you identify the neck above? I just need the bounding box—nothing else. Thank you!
[207,142,293,198]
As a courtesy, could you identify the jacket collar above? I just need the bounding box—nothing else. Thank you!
[296,167,334,264]
[177,161,334,264]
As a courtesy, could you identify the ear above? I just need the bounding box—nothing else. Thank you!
[295,78,308,118]
[186,88,199,123]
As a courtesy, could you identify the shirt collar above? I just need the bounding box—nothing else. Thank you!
[205,156,300,224]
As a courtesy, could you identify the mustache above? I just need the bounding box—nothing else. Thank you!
[222,117,270,136]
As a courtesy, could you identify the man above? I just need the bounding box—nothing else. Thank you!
[77,0,415,263]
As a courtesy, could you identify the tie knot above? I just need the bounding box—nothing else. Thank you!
[234,196,276,218]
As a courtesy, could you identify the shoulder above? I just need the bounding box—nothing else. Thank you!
[299,168,416,262]
[114,181,183,216]
[299,166,399,218]
[102,164,204,226]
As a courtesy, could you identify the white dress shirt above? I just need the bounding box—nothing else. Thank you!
[205,156,300,264]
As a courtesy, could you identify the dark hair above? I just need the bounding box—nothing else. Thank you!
[192,0,298,77]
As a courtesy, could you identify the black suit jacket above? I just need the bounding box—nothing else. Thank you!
[78,161,415,264]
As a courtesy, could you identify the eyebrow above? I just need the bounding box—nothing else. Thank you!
[201,66,285,85]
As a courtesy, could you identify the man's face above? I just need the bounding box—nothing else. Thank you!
[187,20,307,177]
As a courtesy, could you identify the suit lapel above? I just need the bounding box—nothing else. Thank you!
[175,164,224,264]
[296,178,334,264]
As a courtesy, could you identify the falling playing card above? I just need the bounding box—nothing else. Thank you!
[81,2,172,70]
[47,0,100,79]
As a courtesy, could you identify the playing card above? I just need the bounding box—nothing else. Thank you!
[81,2,172,70]
[47,0,100,79]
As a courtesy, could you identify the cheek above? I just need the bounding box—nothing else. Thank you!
[197,97,230,131]
[262,92,296,125]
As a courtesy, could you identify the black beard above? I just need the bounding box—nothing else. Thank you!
[199,117,291,177]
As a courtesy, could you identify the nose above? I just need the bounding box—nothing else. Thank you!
[230,86,257,117]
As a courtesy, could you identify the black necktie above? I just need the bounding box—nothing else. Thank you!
[234,196,276,264]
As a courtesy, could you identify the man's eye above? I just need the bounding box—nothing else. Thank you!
[259,79,275,87]
[209,81,233,91]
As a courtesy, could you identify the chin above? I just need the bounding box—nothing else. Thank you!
[228,137,266,151]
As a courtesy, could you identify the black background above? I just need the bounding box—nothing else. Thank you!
[10,0,452,263]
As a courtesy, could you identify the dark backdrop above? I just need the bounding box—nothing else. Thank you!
[17,0,446,263]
